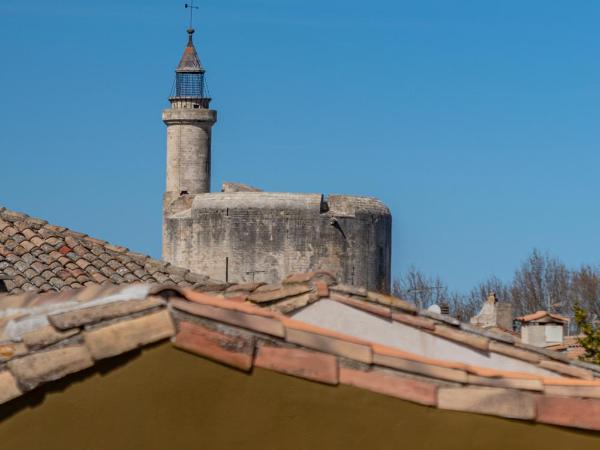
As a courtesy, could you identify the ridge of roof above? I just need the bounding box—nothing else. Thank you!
[0,206,214,295]
[1,274,600,431]
[516,311,570,323]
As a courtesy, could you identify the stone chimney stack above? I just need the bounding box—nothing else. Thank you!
[495,302,513,330]
[470,293,513,330]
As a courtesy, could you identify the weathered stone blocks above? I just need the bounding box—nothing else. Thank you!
[340,368,437,406]
[438,387,536,420]
[433,325,490,352]
[284,323,372,364]
[539,360,594,380]
[171,298,285,337]
[248,283,312,303]
[0,371,22,404]
[536,396,600,430]
[391,312,436,331]
[163,193,392,294]
[269,291,320,314]
[173,320,254,371]
[255,345,338,385]
[48,297,164,330]
[489,341,542,364]
[21,325,79,350]
[329,292,391,319]
[373,350,468,384]
[7,345,94,391]
[0,342,28,362]
[84,310,175,360]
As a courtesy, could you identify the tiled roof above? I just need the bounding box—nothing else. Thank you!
[547,336,587,360]
[0,206,213,294]
[176,29,204,73]
[516,311,570,323]
[1,272,600,431]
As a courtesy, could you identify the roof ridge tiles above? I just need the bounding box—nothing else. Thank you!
[181,288,284,319]
[542,377,600,387]
[2,283,600,431]
[570,359,600,374]
[280,315,374,348]
[372,343,470,372]
[517,310,570,323]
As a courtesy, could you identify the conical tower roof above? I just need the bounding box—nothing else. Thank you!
[176,28,204,73]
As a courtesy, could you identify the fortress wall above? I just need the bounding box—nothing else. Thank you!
[164,192,392,292]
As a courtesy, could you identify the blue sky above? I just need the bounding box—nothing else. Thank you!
[2,1,600,292]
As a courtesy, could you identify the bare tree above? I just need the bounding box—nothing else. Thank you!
[392,249,600,331]
[447,292,479,322]
[510,249,570,317]
[466,275,512,306]
[446,275,512,322]
[392,266,447,310]
[572,265,600,320]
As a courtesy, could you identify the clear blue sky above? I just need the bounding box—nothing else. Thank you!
[2,0,600,292]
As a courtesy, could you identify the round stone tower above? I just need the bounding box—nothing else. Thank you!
[163,28,217,198]
[162,26,393,293]
[164,192,393,293]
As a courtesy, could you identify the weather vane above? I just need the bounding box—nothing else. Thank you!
[185,1,199,29]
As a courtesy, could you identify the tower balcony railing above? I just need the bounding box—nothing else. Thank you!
[168,96,212,109]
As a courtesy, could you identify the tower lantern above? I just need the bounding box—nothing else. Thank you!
[172,27,211,108]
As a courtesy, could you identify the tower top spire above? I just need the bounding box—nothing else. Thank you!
[170,3,211,106]
[176,27,204,73]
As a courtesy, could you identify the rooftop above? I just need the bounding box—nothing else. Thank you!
[176,28,204,73]
[517,311,570,324]
[0,206,214,295]
[1,271,600,432]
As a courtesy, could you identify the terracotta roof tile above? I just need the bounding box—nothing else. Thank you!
[516,310,570,323]
[0,206,214,295]
[330,291,391,319]
[536,396,600,430]
[438,387,536,420]
[173,320,254,371]
[255,345,338,385]
[1,275,600,431]
[171,298,285,337]
[340,367,438,406]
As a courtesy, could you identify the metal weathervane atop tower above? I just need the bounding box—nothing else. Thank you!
[185,1,199,30]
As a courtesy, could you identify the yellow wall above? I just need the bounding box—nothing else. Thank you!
[0,343,599,450]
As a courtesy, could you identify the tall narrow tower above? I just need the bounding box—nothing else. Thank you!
[163,27,217,199]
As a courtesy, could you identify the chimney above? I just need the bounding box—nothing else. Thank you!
[516,311,568,347]
[496,302,513,330]
[470,293,512,330]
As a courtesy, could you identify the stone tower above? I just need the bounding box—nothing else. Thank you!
[163,28,217,200]
[162,27,393,293]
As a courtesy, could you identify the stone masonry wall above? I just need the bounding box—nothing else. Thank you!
[163,192,392,293]
[163,108,216,195]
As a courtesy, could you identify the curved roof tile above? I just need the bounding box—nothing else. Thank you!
[0,206,212,295]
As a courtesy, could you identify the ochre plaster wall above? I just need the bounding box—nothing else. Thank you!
[0,343,599,450]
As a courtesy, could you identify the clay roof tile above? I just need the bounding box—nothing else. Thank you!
[516,310,570,323]
[0,206,210,295]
